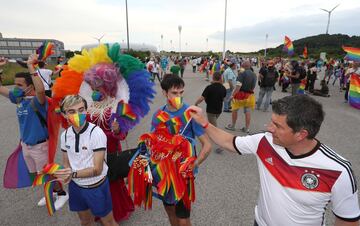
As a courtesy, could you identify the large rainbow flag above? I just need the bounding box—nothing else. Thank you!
[343,46,360,62]
[283,36,294,56]
[349,73,360,109]
[303,47,308,59]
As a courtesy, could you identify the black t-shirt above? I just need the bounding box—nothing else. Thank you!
[202,83,227,114]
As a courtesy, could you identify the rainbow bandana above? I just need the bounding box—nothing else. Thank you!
[168,97,183,110]
[68,113,86,128]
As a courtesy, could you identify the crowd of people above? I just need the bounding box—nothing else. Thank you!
[0,49,359,226]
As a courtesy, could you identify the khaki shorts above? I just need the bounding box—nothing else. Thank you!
[21,141,48,173]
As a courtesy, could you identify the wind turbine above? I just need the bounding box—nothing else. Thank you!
[320,4,340,34]
[92,34,105,44]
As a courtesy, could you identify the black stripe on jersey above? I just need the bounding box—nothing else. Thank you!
[319,146,357,193]
[333,212,360,222]
[320,144,357,192]
[232,136,242,155]
[93,147,106,152]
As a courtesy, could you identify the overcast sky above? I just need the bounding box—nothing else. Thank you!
[1,0,360,52]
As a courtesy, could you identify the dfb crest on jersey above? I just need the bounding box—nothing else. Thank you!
[301,172,319,189]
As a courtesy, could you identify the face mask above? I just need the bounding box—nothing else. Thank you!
[168,96,183,110]
[68,113,87,128]
[91,90,103,101]
[11,87,25,98]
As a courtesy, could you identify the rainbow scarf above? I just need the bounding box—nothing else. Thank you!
[349,73,360,109]
[116,100,137,121]
[36,41,54,61]
[68,113,86,128]
[283,36,294,56]
[297,79,307,94]
[343,46,360,62]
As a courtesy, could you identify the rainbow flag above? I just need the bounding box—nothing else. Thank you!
[349,74,360,109]
[283,36,294,56]
[303,47,308,59]
[343,46,360,62]
[36,41,55,61]
[3,144,34,188]
[297,79,307,94]
[116,100,137,121]
[44,180,58,216]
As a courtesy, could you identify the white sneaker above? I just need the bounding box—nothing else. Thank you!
[54,193,69,210]
[37,193,57,207]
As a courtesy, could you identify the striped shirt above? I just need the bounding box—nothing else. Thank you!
[61,122,108,186]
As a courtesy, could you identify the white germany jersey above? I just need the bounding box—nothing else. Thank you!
[233,132,360,226]
[61,122,108,186]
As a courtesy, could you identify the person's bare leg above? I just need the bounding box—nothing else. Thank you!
[245,111,251,129]
[164,205,179,226]
[178,218,191,226]
[100,211,118,226]
[77,209,94,226]
[231,110,238,126]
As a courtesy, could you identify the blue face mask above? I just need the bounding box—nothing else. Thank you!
[11,87,25,98]
[91,90,103,101]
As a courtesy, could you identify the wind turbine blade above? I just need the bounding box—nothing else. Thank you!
[320,8,330,13]
[99,34,105,40]
[331,4,340,12]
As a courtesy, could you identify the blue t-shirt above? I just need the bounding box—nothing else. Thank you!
[9,94,48,145]
[160,58,168,69]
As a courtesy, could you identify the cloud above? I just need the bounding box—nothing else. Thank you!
[209,8,360,52]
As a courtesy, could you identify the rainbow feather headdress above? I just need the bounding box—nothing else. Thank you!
[52,43,156,132]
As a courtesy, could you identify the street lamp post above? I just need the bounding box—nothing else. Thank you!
[161,34,163,52]
[264,34,268,58]
[222,0,227,60]
[125,0,130,51]
[170,40,173,51]
[206,38,208,52]
[178,25,182,57]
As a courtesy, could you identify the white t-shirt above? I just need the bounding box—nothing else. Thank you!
[233,132,360,226]
[37,68,52,90]
[61,122,108,186]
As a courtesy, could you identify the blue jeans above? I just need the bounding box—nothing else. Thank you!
[223,89,232,111]
[256,86,273,111]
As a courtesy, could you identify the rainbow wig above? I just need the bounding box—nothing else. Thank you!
[84,63,121,97]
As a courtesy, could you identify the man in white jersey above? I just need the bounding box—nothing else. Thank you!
[55,95,117,226]
[188,95,360,226]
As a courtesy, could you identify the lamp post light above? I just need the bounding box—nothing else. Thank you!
[206,38,208,52]
[178,25,182,57]
[161,34,163,52]
[125,0,130,51]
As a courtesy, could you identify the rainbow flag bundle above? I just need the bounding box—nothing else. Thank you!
[349,74,360,109]
[36,41,55,61]
[283,36,294,56]
[116,100,137,121]
[343,46,360,62]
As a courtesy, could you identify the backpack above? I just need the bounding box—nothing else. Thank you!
[147,63,154,72]
[262,68,278,87]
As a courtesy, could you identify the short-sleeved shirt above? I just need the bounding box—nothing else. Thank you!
[233,132,360,226]
[237,69,257,92]
[170,65,181,76]
[61,122,108,186]
[202,83,227,114]
[160,58,168,69]
[223,67,237,89]
[9,94,48,145]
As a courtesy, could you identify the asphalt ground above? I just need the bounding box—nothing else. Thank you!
[0,66,359,226]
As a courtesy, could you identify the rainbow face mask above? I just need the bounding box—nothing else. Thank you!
[91,90,103,102]
[11,87,25,98]
[68,113,87,128]
[168,96,183,110]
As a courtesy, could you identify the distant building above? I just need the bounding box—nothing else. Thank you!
[81,42,158,52]
[0,32,64,61]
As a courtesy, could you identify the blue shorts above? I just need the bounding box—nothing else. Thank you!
[68,178,112,218]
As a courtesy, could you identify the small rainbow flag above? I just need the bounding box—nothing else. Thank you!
[283,36,294,56]
[36,41,55,61]
[168,97,183,110]
[343,46,360,62]
[32,163,64,186]
[33,174,51,186]
[154,110,170,124]
[303,47,308,59]
[44,180,60,216]
[166,117,183,134]
[297,79,307,94]
[43,163,64,174]
[116,100,137,121]
[68,113,86,128]
[182,109,192,124]
[349,74,360,109]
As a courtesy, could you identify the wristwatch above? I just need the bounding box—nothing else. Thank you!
[72,171,77,178]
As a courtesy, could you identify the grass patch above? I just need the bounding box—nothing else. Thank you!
[1,63,57,85]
